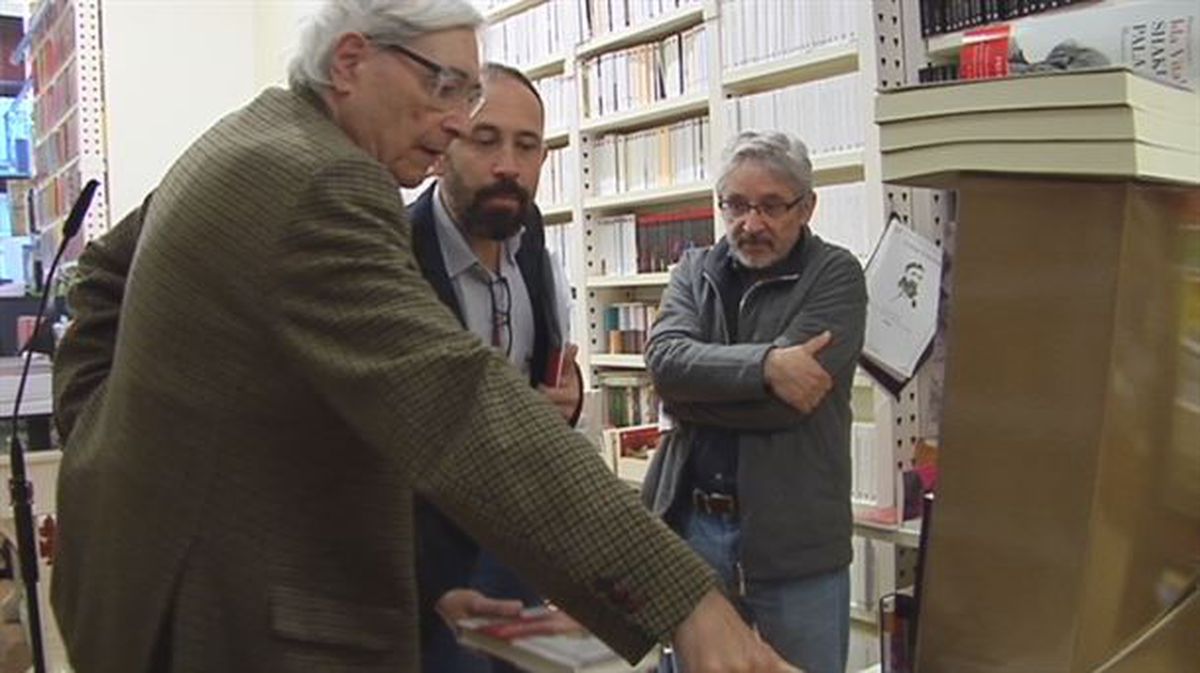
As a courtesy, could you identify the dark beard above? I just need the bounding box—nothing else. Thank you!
[464,178,531,241]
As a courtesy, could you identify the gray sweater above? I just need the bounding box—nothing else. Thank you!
[642,234,867,580]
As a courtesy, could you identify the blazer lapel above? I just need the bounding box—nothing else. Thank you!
[408,186,466,326]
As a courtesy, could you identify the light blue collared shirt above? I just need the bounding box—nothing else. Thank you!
[432,184,537,377]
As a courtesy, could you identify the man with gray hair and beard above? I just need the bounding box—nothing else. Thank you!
[644,129,868,673]
[48,1,800,672]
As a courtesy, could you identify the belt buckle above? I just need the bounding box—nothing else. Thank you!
[694,489,736,515]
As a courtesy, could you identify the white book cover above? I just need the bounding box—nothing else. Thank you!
[862,221,942,382]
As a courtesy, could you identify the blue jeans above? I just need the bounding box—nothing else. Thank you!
[663,508,850,673]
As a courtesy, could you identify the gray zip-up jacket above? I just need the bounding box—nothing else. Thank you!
[642,233,867,580]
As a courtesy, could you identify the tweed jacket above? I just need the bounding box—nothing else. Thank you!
[50,86,715,673]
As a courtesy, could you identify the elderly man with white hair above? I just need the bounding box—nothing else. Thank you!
[644,130,869,673]
[48,2,800,672]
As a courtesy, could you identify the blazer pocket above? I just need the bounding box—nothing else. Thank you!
[269,585,402,653]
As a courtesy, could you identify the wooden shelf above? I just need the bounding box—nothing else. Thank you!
[587,272,671,288]
[590,353,646,369]
[481,0,544,24]
[576,4,705,60]
[722,42,859,96]
[579,91,708,135]
[523,53,566,80]
[584,182,710,211]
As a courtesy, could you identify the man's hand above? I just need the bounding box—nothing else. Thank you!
[763,331,834,414]
[673,589,803,672]
[434,589,523,630]
[538,343,581,422]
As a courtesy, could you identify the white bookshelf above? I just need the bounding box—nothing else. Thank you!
[481,0,545,24]
[583,182,710,212]
[579,91,709,134]
[523,52,567,80]
[588,353,646,369]
[543,126,569,148]
[575,3,705,59]
[540,202,573,221]
[586,272,671,288]
[722,41,859,95]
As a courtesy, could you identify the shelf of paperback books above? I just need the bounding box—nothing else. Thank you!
[579,92,708,135]
[722,41,859,96]
[582,182,710,212]
[922,0,1139,60]
[575,2,704,60]
[586,273,671,288]
[481,0,545,25]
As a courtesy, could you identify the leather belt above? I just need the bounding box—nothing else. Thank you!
[692,489,738,516]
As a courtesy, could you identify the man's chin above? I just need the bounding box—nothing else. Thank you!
[733,247,777,269]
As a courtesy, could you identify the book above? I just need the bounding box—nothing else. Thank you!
[458,611,657,673]
[876,67,1199,124]
[859,220,942,396]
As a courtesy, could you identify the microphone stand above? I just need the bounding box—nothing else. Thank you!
[9,179,99,673]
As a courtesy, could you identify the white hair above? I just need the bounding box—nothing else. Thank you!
[716,130,814,197]
[288,0,483,92]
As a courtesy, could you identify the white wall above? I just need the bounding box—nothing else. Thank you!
[102,0,320,219]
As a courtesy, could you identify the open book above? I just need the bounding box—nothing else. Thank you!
[457,611,657,673]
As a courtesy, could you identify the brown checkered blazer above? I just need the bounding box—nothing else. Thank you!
[51,87,715,673]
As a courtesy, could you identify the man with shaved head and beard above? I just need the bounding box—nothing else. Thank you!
[405,62,583,673]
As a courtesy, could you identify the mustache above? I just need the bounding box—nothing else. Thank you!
[472,178,530,208]
[735,232,772,247]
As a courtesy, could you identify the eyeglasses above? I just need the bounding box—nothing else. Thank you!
[369,37,486,117]
[487,275,512,357]
[718,194,808,221]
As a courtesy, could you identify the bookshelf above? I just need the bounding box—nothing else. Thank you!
[21,0,110,269]
[574,3,705,59]
[582,182,710,212]
[586,273,670,289]
[722,41,859,95]
[578,91,708,134]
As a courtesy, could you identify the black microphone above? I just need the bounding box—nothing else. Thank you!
[8,179,99,673]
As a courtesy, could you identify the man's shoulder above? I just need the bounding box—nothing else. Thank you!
[187,87,379,193]
[806,233,865,278]
[672,243,720,280]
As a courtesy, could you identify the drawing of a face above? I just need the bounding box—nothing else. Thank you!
[898,262,924,307]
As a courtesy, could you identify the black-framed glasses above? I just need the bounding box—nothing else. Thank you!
[718,194,808,221]
[368,37,486,117]
[487,275,512,357]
